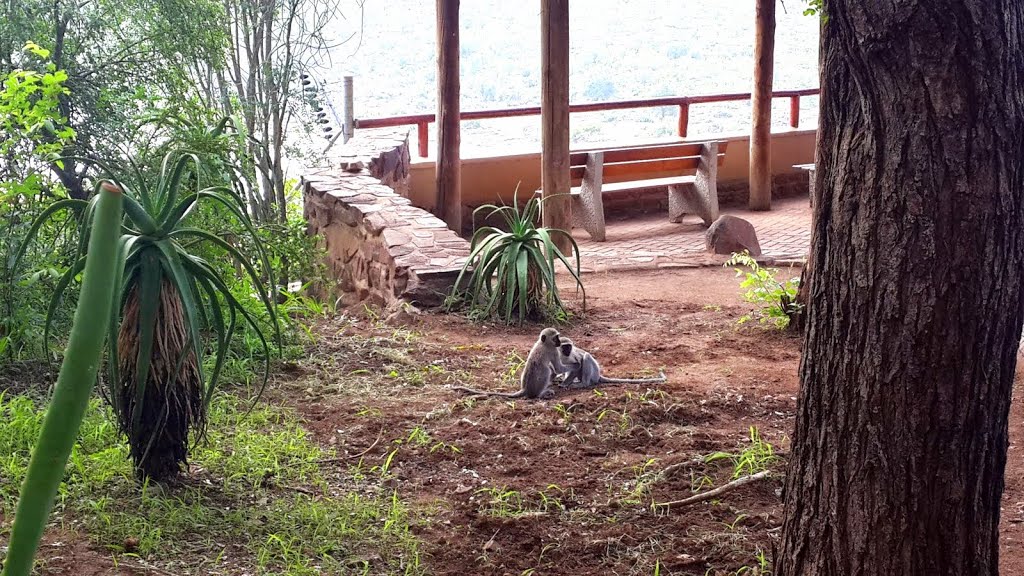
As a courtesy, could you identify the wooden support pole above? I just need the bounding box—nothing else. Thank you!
[417,122,429,158]
[436,0,461,230]
[749,0,776,211]
[541,0,572,253]
[677,102,690,138]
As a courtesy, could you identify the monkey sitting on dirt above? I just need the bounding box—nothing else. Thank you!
[453,327,567,399]
[555,338,666,388]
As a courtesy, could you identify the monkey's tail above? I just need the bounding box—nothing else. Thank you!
[452,386,526,398]
[598,371,667,384]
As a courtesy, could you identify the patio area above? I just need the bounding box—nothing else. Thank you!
[572,196,811,272]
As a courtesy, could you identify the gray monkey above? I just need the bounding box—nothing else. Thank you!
[453,327,566,399]
[556,338,666,388]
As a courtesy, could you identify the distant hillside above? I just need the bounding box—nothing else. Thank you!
[320,0,820,156]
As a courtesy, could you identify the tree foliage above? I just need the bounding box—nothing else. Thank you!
[0,0,352,362]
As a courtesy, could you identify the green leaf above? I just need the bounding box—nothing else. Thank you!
[130,252,163,433]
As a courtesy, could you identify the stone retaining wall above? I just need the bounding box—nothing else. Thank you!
[303,130,470,308]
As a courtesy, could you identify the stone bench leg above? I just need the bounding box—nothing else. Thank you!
[668,141,720,226]
[572,152,606,241]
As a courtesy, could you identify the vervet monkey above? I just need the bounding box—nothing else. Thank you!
[556,338,666,388]
[453,327,566,399]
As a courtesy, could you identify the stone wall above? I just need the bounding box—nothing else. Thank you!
[303,130,470,308]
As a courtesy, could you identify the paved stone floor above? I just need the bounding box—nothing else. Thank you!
[571,196,811,272]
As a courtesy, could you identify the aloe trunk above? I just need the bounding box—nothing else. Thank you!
[1,183,123,576]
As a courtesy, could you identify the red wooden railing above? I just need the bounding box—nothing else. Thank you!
[353,88,819,158]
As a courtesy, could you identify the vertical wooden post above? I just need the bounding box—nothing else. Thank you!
[541,0,571,252]
[436,0,461,230]
[749,0,776,211]
[677,102,690,137]
[417,122,429,158]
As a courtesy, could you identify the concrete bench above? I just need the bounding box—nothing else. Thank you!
[794,163,815,208]
[565,141,727,242]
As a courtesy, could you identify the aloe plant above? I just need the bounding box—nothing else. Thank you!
[449,191,585,325]
[14,142,280,480]
[1,182,122,576]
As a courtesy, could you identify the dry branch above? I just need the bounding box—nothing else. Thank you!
[651,455,706,483]
[654,471,771,510]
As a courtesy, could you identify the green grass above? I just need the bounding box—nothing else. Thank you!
[705,426,781,480]
[0,392,423,575]
[474,485,572,518]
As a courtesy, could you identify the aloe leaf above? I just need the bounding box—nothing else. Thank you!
[2,183,122,576]
[130,251,163,433]
[9,198,87,274]
[515,248,529,325]
[167,228,280,348]
[42,257,86,356]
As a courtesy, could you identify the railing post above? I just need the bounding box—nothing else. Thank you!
[417,122,429,157]
[789,95,800,129]
[677,102,690,138]
[343,75,355,143]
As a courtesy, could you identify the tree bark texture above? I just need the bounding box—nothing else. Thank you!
[777,2,1024,575]
[748,0,776,211]
[435,0,462,231]
[540,0,572,254]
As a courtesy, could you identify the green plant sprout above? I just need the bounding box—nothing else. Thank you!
[725,251,801,328]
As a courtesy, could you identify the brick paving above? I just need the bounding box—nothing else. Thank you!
[571,196,811,272]
[305,128,812,306]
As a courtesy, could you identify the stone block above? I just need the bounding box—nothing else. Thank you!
[401,269,461,308]
[706,215,762,256]
[332,203,360,227]
[382,228,411,247]
[364,212,388,234]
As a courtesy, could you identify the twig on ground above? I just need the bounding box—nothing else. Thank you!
[283,484,315,496]
[652,455,707,483]
[653,471,771,510]
[317,425,385,463]
[115,559,181,576]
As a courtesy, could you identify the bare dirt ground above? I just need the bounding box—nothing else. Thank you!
[272,266,1024,575]
[6,266,1024,574]
[274,267,798,575]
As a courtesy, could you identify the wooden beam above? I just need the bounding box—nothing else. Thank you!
[436,0,461,230]
[570,141,729,166]
[749,0,776,211]
[541,0,571,252]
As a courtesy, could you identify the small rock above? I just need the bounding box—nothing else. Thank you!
[342,160,366,173]
[123,537,140,553]
[385,302,421,325]
[706,215,762,256]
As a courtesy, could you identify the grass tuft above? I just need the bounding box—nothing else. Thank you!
[0,393,423,575]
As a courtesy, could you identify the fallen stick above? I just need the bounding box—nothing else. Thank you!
[651,456,706,483]
[653,471,771,509]
[317,425,385,464]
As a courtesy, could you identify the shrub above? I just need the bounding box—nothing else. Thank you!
[14,141,280,481]
[726,250,801,328]
[448,192,585,325]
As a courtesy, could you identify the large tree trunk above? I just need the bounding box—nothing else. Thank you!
[777,2,1024,575]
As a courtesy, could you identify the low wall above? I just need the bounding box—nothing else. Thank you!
[302,130,469,308]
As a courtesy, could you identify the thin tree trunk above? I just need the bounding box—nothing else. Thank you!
[777,2,1024,575]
